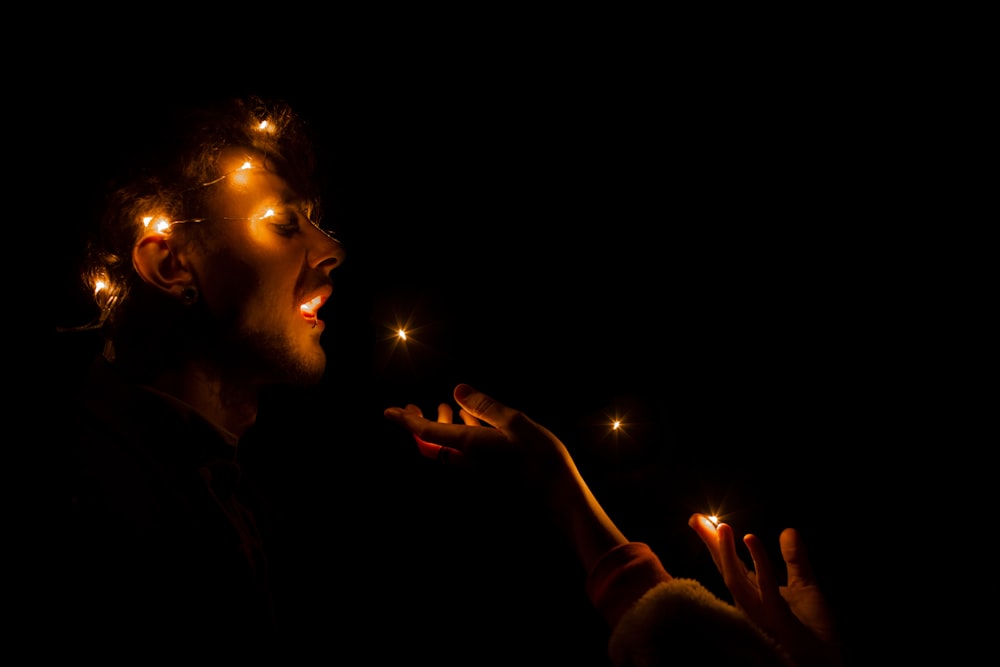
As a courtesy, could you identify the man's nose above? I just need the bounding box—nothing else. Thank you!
[308,223,346,274]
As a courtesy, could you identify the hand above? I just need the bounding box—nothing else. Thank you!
[688,514,843,667]
[384,384,628,569]
[383,383,573,487]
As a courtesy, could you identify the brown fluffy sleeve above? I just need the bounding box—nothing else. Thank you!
[607,578,795,667]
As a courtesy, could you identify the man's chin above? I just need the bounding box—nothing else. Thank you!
[234,330,328,386]
[285,354,326,386]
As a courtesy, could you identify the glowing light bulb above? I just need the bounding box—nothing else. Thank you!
[397,329,407,341]
[94,280,107,294]
[612,420,621,430]
[708,515,720,526]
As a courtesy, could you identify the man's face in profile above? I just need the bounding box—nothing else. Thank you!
[187,147,346,386]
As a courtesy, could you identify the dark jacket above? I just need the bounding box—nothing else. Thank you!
[47,356,276,658]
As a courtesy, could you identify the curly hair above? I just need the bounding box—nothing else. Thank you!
[71,96,323,346]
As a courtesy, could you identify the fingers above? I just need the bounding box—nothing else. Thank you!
[688,513,723,572]
[382,404,424,430]
[743,533,780,608]
[716,523,748,590]
[437,403,453,424]
[383,388,509,465]
[716,522,771,617]
[384,384,548,466]
[416,402,465,464]
[383,403,469,464]
[451,383,519,430]
[411,403,466,463]
[779,527,816,588]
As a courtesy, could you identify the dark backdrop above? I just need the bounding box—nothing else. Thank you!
[39,53,898,664]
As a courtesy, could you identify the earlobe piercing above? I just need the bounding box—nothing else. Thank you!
[180,286,199,304]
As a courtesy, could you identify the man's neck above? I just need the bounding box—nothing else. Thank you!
[148,362,260,438]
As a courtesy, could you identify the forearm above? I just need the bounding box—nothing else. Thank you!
[544,451,676,631]
[546,453,629,574]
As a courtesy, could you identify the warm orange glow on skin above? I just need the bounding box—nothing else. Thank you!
[230,169,251,187]
[83,116,285,329]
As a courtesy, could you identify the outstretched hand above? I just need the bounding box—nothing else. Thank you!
[688,514,843,667]
[383,383,572,486]
[384,384,629,569]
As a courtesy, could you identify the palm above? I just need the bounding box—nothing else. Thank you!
[780,582,837,646]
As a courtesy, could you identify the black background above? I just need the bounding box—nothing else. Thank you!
[36,38,915,663]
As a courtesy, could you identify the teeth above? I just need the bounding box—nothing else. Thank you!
[300,296,323,317]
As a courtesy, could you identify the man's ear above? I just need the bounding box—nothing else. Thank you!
[133,233,195,298]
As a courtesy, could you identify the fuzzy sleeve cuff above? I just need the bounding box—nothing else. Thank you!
[607,578,792,667]
[586,542,673,630]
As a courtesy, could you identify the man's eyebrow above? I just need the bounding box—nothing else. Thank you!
[275,186,309,208]
[259,191,302,211]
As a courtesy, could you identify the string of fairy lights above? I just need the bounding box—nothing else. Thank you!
[69,117,341,333]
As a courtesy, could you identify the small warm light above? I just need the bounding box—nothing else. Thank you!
[708,515,720,526]
[397,329,407,341]
[258,120,269,130]
[612,420,621,430]
[300,296,323,317]
[261,208,276,219]
[89,269,120,312]
[141,215,171,233]
[240,161,253,170]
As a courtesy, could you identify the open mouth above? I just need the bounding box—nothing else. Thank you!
[300,295,324,322]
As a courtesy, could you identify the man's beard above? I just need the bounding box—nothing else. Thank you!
[221,327,327,387]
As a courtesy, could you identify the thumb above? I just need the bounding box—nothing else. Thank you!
[452,384,518,429]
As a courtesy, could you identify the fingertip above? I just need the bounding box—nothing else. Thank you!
[454,383,474,400]
[716,522,733,540]
[384,407,403,419]
[780,527,803,551]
